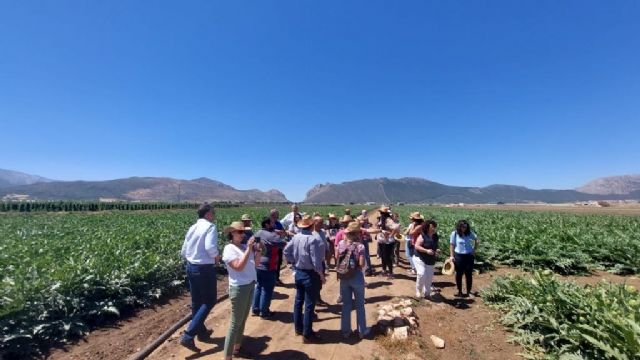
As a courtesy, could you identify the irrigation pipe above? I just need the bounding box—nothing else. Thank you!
[127,292,230,360]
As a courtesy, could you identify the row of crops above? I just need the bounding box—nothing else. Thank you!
[1,205,639,358]
[483,271,639,359]
[0,200,250,212]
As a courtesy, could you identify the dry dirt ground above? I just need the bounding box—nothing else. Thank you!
[47,246,640,360]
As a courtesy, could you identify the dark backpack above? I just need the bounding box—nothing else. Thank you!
[336,243,358,280]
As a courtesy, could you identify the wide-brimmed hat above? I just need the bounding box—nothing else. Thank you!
[340,215,353,223]
[297,215,314,229]
[328,213,338,220]
[345,221,361,234]
[442,258,455,276]
[356,215,365,222]
[378,206,391,214]
[409,212,424,220]
[224,221,246,234]
[344,208,351,215]
[241,214,252,221]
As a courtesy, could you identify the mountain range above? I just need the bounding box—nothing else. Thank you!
[2,168,640,204]
[0,169,54,187]
[303,176,640,204]
[0,171,288,203]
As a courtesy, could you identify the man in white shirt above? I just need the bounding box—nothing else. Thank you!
[179,203,220,352]
[280,204,300,230]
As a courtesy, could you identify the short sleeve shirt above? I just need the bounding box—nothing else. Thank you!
[222,244,257,286]
[450,231,477,255]
[337,240,365,267]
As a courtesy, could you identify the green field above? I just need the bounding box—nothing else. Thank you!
[1,205,639,358]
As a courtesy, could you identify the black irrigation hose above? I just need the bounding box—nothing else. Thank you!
[127,292,230,360]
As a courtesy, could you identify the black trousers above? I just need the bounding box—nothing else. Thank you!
[380,242,395,274]
[454,253,474,293]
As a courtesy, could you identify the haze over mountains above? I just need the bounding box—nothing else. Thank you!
[1,168,639,204]
[303,176,640,204]
[0,170,288,203]
[0,169,54,187]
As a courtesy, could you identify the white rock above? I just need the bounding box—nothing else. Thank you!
[408,317,418,327]
[377,309,387,316]
[382,305,394,312]
[430,335,445,349]
[401,307,413,317]
[392,326,409,340]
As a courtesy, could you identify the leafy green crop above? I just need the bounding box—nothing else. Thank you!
[482,271,640,359]
[1,205,638,358]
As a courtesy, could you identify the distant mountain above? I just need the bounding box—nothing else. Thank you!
[304,177,640,204]
[0,168,54,187]
[576,174,640,195]
[0,176,289,202]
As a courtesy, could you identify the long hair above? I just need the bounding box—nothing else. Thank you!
[423,219,439,241]
[456,219,471,237]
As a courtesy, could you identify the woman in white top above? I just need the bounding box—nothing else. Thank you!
[222,221,261,359]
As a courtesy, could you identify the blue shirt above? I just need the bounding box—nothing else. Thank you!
[450,231,477,255]
[283,229,324,274]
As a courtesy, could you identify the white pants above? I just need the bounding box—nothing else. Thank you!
[413,255,434,295]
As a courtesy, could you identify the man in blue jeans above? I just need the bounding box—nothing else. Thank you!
[179,203,221,353]
[283,215,326,343]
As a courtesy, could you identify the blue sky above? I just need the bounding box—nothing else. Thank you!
[1,1,639,202]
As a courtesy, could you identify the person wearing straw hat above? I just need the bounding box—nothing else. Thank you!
[283,215,326,343]
[449,219,480,298]
[241,214,253,244]
[375,206,399,279]
[221,221,262,359]
[405,212,425,275]
[336,221,371,339]
[179,203,220,353]
[414,219,440,300]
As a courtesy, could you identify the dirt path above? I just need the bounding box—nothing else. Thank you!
[145,246,529,360]
[47,245,640,360]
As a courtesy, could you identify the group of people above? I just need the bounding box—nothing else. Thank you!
[179,203,480,358]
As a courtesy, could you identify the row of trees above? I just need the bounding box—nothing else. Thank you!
[0,201,244,212]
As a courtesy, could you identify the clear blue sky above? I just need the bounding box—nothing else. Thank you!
[1,1,639,202]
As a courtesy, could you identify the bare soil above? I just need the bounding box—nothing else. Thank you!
[461,203,640,216]
[46,246,639,360]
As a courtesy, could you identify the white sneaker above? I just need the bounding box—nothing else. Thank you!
[415,291,421,298]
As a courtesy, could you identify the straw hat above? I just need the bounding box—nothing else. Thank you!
[297,215,314,229]
[241,214,252,221]
[328,213,338,220]
[356,215,365,222]
[345,221,361,234]
[442,258,455,276]
[224,221,246,234]
[378,206,391,214]
[340,215,353,223]
[409,212,424,221]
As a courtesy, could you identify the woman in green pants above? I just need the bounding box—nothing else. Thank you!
[222,221,261,359]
